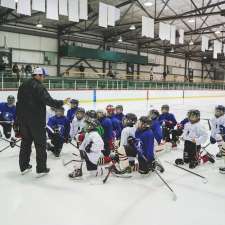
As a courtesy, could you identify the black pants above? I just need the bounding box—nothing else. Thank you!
[49,133,64,155]
[163,126,178,143]
[80,150,97,171]
[19,120,47,172]
[0,123,12,139]
[184,140,201,163]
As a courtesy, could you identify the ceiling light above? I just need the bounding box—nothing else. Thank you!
[170,47,174,53]
[118,36,123,42]
[188,18,195,23]
[203,56,207,59]
[129,24,136,30]
[189,40,194,45]
[215,30,221,34]
[36,21,43,28]
[144,1,153,6]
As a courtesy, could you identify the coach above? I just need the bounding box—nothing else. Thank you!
[16,68,69,176]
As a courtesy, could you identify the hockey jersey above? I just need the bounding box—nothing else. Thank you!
[183,121,208,146]
[120,126,137,146]
[210,115,225,139]
[99,116,114,142]
[108,115,122,139]
[135,128,155,161]
[47,115,70,139]
[151,118,163,144]
[67,107,78,123]
[159,112,177,128]
[0,102,16,122]
[70,118,85,138]
[79,131,104,165]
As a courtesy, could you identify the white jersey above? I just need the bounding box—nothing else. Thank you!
[120,126,136,147]
[70,118,85,138]
[79,131,104,164]
[210,115,225,139]
[183,121,208,146]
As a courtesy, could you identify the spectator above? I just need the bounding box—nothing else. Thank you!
[12,63,20,81]
[79,63,85,78]
[163,71,167,81]
[21,65,25,78]
[150,67,154,81]
[25,64,32,77]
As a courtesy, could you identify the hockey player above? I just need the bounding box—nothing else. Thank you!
[46,107,56,123]
[70,107,86,140]
[175,110,210,169]
[67,99,79,123]
[148,109,163,145]
[47,107,70,157]
[115,105,124,123]
[97,109,114,156]
[125,116,164,174]
[210,105,225,158]
[68,118,104,178]
[0,95,16,139]
[106,104,122,139]
[85,110,97,119]
[159,104,177,147]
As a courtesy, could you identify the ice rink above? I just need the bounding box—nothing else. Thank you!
[1,95,225,225]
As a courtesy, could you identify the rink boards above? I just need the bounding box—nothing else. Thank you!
[0,89,225,103]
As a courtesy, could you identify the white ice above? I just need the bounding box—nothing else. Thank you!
[1,96,225,225]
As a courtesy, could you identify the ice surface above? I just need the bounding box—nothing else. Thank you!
[1,96,225,225]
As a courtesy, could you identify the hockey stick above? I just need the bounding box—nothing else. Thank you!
[0,145,11,153]
[154,169,177,201]
[0,121,14,124]
[202,119,211,130]
[103,164,114,184]
[0,137,21,147]
[165,160,208,183]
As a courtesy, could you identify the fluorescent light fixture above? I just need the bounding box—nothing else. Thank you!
[129,24,136,30]
[36,21,43,28]
[170,47,174,53]
[144,1,153,6]
[188,18,195,23]
[189,40,194,45]
[215,30,221,34]
[118,36,123,42]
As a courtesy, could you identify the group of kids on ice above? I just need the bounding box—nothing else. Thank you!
[1,95,225,179]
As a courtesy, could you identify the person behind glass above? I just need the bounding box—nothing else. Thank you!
[79,63,85,79]
[0,95,16,139]
[16,67,70,176]
[47,107,70,158]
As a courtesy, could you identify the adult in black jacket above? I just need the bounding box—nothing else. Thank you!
[16,67,69,176]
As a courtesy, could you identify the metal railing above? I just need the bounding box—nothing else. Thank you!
[0,74,225,91]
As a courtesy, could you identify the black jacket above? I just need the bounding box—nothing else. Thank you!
[17,78,63,125]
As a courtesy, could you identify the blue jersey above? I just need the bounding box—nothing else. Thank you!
[151,118,163,144]
[99,116,113,142]
[180,118,189,128]
[66,107,78,123]
[0,102,16,122]
[108,115,122,139]
[159,112,177,128]
[47,115,70,139]
[135,128,155,161]
[115,113,124,123]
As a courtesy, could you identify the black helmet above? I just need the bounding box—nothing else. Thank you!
[86,110,97,119]
[215,105,225,118]
[139,116,152,129]
[188,109,200,123]
[161,104,169,112]
[116,105,123,111]
[70,99,79,105]
[7,95,15,105]
[85,118,99,132]
[123,113,137,127]
[149,109,160,120]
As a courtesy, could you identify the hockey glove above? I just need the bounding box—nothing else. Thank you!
[210,136,216,144]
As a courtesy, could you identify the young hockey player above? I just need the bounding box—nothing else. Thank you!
[0,95,16,138]
[115,105,124,123]
[148,109,163,145]
[106,104,122,139]
[70,107,86,140]
[159,104,177,148]
[67,99,79,123]
[47,107,70,157]
[175,110,211,169]
[96,109,114,156]
[124,116,164,174]
[210,105,225,158]
[68,118,104,178]
[46,107,56,123]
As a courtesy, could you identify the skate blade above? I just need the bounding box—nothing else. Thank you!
[21,168,32,175]
[35,172,49,178]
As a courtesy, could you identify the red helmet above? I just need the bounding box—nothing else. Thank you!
[106,105,115,114]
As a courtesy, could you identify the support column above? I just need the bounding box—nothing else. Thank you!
[201,60,204,81]
[184,54,188,81]
[102,40,107,74]
[137,44,141,80]
[57,30,61,77]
